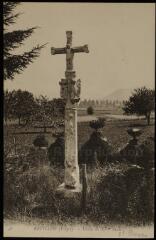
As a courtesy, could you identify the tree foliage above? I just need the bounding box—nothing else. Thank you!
[3,2,45,80]
[87,106,94,115]
[52,98,65,117]
[4,89,36,125]
[4,90,65,127]
[33,95,54,126]
[89,118,105,131]
[4,90,14,124]
[123,87,155,125]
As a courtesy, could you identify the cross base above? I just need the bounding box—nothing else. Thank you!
[56,182,82,197]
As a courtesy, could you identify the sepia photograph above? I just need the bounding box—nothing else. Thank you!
[3,2,155,238]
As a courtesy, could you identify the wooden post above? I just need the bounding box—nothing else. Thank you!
[13,136,17,155]
[81,164,87,213]
[43,126,46,133]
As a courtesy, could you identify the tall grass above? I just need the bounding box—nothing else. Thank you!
[4,152,154,225]
[4,118,154,224]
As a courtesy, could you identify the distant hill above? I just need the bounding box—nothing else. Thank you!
[103,88,133,101]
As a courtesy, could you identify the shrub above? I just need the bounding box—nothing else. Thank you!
[27,146,48,167]
[87,106,94,115]
[33,134,48,148]
[79,131,114,166]
[139,136,154,169]
[119,136,155,169]
[87,163,154,223]
[48,136,65,166]
[89,118,105,131]
[4,155,154,223]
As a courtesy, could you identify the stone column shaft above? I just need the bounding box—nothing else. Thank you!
[64,104,80,188]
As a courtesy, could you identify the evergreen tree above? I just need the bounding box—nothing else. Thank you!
[3,2,45,80]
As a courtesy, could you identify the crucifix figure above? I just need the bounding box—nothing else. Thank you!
[51,31,88,71]
[51,31,89,192]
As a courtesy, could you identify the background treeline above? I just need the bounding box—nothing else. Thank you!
[4,87,155,126]
[4,89,124,126]
[4,89,65,126]
[79,99,125,108]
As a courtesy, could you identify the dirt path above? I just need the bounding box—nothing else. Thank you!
[4,219,154,238]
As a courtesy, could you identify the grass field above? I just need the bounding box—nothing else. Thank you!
[4,116,155,236]
[4,117,154,156]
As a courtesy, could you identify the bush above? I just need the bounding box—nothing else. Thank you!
[89,118,105,131]
[79,131,114,166]
[27,146,48,167]
[139,136,154,169]
[87,106,94,115]
[33,134,48,148]
[118,136,155,169]
[48,136,65,166]
[4,154,154,223]
[87,163,154,223]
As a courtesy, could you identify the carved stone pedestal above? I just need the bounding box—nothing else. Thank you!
[56,182,82,196]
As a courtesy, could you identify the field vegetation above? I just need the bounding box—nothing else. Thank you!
[4,117,154,225]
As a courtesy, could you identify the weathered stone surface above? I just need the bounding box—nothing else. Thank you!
[64,105,79,188]
[59,79,68,99]
[51,31,89,192]
[56,183,82,195]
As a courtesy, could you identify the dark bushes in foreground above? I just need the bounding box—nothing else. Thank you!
[4,136,154,223]
[87,164,154,223]
[4,156,154,224]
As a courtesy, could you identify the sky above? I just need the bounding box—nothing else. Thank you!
[4,2,155,100]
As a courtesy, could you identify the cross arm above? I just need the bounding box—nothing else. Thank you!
[51,47,66,55]
[72,45,89,53]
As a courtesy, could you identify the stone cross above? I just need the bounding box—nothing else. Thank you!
[51,31,89,192]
